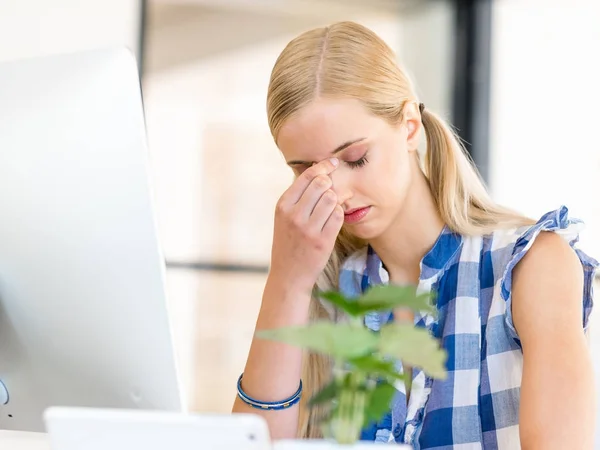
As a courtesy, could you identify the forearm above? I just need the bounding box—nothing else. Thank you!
[232,278,312,439]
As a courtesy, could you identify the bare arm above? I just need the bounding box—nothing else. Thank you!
[231,279,311,439]
[512,231,596,449]
[232,158,343,439]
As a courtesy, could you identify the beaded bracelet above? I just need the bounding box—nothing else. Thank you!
[236,374,302,410]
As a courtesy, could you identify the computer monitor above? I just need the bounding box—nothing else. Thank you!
[0,47,184,432]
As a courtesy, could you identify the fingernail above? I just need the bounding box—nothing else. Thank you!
[330,157,339,166]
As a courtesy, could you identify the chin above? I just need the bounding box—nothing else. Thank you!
[342,222,385,242]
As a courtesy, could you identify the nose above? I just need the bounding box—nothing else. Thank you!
[329,168,353,207]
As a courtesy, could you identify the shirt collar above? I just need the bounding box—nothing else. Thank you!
[363,225,463,289]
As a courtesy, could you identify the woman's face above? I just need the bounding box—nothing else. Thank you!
[277,97,422,241]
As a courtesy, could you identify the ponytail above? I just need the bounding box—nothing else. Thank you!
[421,108,534,235]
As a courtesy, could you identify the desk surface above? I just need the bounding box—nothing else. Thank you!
[0,431,404,449]
[0,431,50,450]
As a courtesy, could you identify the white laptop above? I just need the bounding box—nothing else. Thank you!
[0,47,184,432]
[43,407,272,450]
[43,407,382,450]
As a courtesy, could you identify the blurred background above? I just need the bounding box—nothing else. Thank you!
[1,0,599,441]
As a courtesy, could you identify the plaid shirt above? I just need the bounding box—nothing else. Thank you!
[336,206,597,449]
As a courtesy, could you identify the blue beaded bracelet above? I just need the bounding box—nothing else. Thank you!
[236,374,302,410]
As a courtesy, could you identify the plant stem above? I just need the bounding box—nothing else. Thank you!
[349,315,363,328]
[328,315,371,444]
[328,370,368,444]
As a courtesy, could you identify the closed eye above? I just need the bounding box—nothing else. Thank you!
[346,154,369,169]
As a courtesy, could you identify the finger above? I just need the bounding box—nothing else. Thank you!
[322,204,344,237]
[282,158,339,205]
[307,189,338,230]
[295,175,333,220]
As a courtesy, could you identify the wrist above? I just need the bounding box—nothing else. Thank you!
[259,277,313,328]
[264,271,314,299]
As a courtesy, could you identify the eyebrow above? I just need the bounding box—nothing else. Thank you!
[287,137,367,166]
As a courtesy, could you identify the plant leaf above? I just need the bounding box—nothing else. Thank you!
[378,323,447,379]
[358,285,436,315]
[308,379,339,407]
[363,381,397,426]
[256,321,379,359]
[319,285,435,319]
[318,291,362,317]
[348,354,405,382]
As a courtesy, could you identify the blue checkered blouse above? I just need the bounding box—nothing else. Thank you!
[336,206,597,449]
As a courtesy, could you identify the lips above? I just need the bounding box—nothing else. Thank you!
[344,206,371,224]
[345,208,361,215]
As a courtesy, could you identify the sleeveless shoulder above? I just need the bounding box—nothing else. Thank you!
[485,205,598,343]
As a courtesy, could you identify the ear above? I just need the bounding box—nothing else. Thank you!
[401,101,423,152]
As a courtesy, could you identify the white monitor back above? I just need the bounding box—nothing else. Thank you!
[0,47,184,432]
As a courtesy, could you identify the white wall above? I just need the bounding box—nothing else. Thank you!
[0,0,141,64]
[490,0,600,255]
[398,1,454,123]
[489,1,600,446]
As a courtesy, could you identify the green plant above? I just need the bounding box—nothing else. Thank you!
[256,285,447,445]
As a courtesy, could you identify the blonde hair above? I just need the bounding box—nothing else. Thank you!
[266,21,534,439]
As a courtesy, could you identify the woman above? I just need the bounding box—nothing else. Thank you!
[232,21,597,448]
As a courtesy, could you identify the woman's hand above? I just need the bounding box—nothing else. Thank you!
[269,157,344,293]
